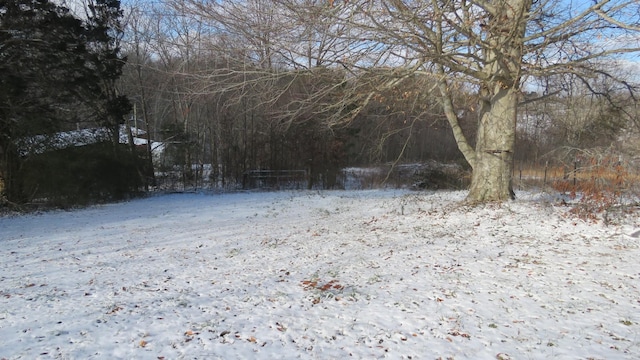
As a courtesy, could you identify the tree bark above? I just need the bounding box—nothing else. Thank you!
[466,0,531,202]
[468,86,518,202]
[436,69,476,168]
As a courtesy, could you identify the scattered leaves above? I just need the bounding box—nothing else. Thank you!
[301,280,318,290]
[107,306,122,315]
[448,330,471,339]
[301,279,344,292]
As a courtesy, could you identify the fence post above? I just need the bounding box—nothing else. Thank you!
[544,161,548,187]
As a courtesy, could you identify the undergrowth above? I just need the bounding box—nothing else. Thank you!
[550,154,639,224]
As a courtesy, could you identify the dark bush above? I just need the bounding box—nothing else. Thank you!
[393,161,470,190]
[20,143,146,207]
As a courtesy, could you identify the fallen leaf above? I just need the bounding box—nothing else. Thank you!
[448,330,471,339]
[107,306,122,315]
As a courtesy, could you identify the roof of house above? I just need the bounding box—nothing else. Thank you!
[18,126,164,156]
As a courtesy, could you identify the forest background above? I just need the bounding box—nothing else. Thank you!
[1,0,640,209]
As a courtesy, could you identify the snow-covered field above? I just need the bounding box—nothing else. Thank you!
[1,190,639,359]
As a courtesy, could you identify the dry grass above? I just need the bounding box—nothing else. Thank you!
[516,158,640,222]
[516,164,640,187]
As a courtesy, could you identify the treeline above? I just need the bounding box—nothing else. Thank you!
[120,56,475,189]
[1,0,638,207]
[120,0,637,190]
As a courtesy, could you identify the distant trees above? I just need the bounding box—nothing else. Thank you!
[287,0,639,202]
[133,0,634,201]
[83,0,132,147]
[115,0,473,190]
[15,0,621,199]
[516,67,636,166]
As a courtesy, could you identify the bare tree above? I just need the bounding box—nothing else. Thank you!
[515,60,637,168]
[121,0,639,197]
[121,4,160,187]
[268,0,640,201]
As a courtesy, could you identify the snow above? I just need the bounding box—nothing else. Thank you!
[1,190,639,359]
[17,125,163,158]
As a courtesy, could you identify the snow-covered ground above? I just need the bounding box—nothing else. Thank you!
[1,190,639,359]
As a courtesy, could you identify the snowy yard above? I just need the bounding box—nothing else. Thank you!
[1,190,639,359]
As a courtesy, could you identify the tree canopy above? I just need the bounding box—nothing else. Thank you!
[0,0,132,204]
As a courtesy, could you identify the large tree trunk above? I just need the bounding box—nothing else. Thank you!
[468,86,518,202]
[465,0,530,202]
